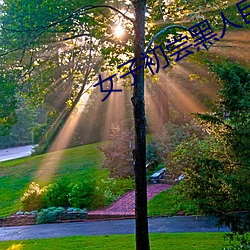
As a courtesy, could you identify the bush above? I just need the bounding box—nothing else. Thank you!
[223,233,250,250]
[32,123,48,144]
[92,178,117,209]
[99,124,134,178]
[43,177,71,208]
[146,141,159,171]
[36,206,64,224]
[21,182,45,211]
[92,177,134,209]
[68,180,94,209]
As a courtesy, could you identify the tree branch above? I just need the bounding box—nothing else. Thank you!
[0,4,134,57]
[146,25,189,52]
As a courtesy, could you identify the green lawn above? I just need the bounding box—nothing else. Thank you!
[0,143,104,217]
[0,141,197,218]
[0,233,230,250]
[148,186,199,217]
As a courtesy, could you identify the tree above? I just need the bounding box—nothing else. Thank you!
[131,2,150,248]
[0,73,18,136]
[168,61,250,233]
[99,123,133,178]
[0,1,240,249]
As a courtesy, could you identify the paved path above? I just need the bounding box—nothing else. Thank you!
[0,216,230,241]
[88,184,171,218]
[0,145,37,162]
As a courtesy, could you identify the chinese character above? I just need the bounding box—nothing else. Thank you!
[93,74,122,102]
[117,58,143,86]
[165,34,194,61]
[143,45,170,74]
[236,0,250,24]
[141,53,156,75]
[188,20,220,51]
[220,12,243,39]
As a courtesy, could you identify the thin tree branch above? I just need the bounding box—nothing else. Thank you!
[0,4,134,57]
[146,25,189,52]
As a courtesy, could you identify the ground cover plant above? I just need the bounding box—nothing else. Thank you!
[0,233,232,250]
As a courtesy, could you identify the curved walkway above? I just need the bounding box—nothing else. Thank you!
[88,184,171,219]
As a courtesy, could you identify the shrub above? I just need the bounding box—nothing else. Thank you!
[68,180,94,209]
[113,177,134,197]
[99,124,134,178]
[146,141,159,171]
[43,177,71,208]
[93,177,134,209]
[21,182,45,211]
[223,233,250,250]
[92,178,116,209]
[36,206,64,224]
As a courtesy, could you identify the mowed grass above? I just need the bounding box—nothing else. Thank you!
[148,186,199,217]
[0,143,103,217]
[0,233,230,250]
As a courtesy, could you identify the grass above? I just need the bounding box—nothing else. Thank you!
[148,186,199,217]
[0,233,231,250]
[0,143,104,217]
[0,140,195,218]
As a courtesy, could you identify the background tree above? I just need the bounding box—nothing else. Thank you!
[168,61,250,233]
[99,123,133,178]
[0,74,18,136]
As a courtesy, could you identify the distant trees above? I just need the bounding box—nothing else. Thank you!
[0,74,18,136]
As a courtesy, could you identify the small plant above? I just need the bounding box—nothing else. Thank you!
[93,177,134,209]
[223,233,250,250]
[67,207,87,213]
[36,206,64,224]
[21,182,45,211]
[68,180,94,209]
[43,177,71,208]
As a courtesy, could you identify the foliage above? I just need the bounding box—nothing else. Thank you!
[67,207,86,213]
[167,61,250,233]
[20,182,45,212]
[99,124,134,178]
[36,206,64,224]
[19,165,133,213]
[223,233,250,250]
[92,177,118,208]
[93,177,134,208]
[147,122,206,167]
[43,178,71,208]
[0,104,45,149]
[68,179,94,209]
[0,74,18,136]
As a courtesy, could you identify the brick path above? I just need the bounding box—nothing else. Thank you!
[88,184,171,219]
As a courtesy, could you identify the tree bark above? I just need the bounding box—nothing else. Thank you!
[132,1,150,250]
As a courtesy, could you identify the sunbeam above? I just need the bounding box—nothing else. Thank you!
[35,93,89,184]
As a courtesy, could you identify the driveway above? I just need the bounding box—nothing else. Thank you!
[0,216,229,241]
[0,145,36,162]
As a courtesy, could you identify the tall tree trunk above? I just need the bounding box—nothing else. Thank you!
[132,1,150,250]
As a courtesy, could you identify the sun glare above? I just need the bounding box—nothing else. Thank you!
[114,24,124,37]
